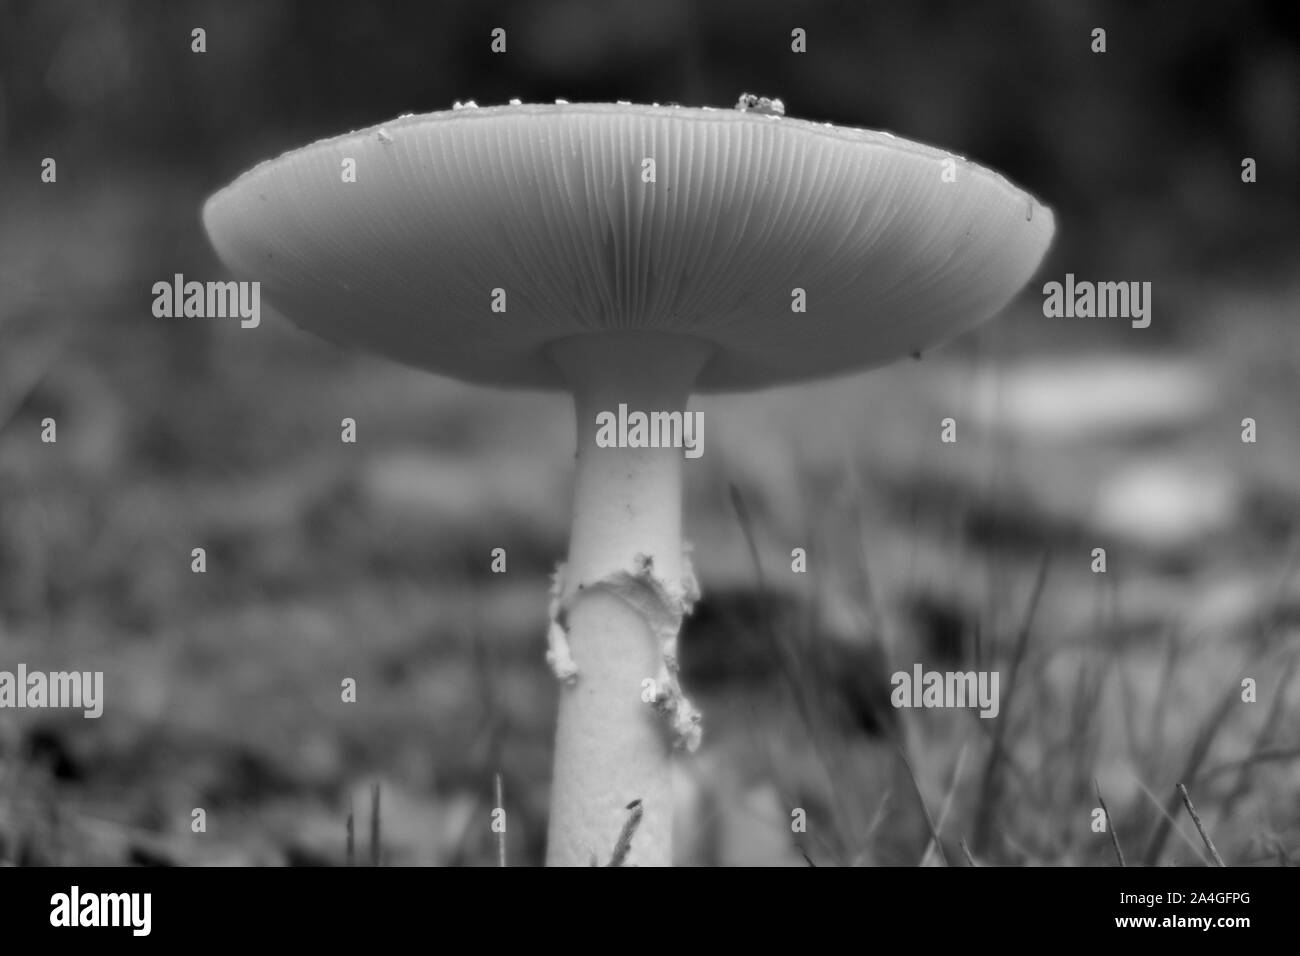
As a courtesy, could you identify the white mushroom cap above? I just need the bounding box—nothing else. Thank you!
[203,103,1054,392]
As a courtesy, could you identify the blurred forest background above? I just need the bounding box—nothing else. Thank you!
[0,0,1297,866]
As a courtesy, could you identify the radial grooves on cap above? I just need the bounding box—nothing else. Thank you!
[203,104,1055,392]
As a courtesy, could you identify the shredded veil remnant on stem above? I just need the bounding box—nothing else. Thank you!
[545,547,703,752]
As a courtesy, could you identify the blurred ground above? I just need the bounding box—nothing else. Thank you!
[2,280,1297,866]
[1,0,1297,865]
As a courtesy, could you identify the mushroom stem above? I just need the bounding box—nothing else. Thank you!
[544,332,714,866]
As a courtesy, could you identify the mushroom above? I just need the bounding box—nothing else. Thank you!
[202,101,1054,866]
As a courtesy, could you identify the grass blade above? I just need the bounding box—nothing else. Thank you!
[1177,783,1225,866]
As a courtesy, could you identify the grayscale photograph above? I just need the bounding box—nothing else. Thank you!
[0,0,1296,934]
